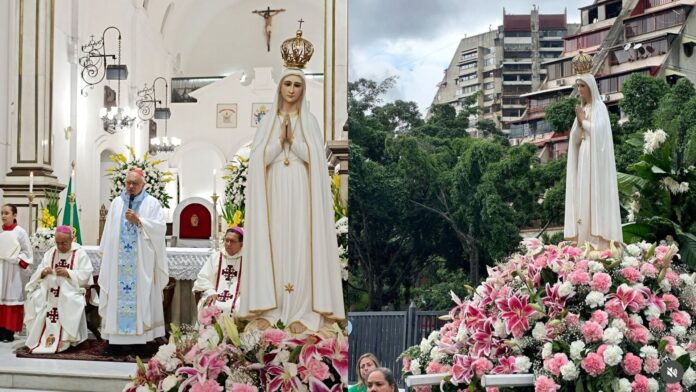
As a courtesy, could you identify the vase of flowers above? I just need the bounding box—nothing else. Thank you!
[107,146,173,208]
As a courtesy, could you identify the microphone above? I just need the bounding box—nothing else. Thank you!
[129,194,135,210]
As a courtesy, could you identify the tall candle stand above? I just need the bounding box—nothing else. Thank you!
[211,193,219,250]
[69,193,76,230]
[27,192,35,236]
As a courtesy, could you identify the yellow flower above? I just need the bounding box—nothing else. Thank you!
[232,210,243,226]
[127,145,136,158]
[332,174,341,189]
[142,151,149,162]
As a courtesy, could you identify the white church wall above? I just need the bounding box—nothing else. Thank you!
[0,0,14,184]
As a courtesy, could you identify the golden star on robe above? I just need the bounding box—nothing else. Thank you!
[284,283,294,293]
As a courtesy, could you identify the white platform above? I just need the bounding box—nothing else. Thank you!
[0,336,136,392]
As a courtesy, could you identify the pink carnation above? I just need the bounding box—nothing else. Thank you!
[632,374,650,392]
[190,380,223,392]
[262,329,287,346]
[580,352,606,377]
[604,300,626,319]
[671,311,690,327]
[472,358,493,377]
[581,321,603,343]
[590,272,612,293]
[545,353,569,377]
[198,305,222,326]
[229,385,258,392]
[666,271,679,287]
[566,313,580,328]
[666,383,683,392]
[621,352,642,376]
[534,375,560,392]
[620,267,642,284]
[590,310,608,327]
[644,357,660,374]
[648,318,665,332]
[575,259,589,271]
[306,358,331,380]
[426,361,446,374]
[568,270,590,285]
[626,326,649,344]
[663,294,680,312]
[640,263,658,278]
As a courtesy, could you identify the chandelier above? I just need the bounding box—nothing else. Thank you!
[136,77,180,154]
[79,26,135,133]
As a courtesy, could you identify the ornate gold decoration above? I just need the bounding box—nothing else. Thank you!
[572,51,593,75]
[281,22,314,69]
[284,283,295,293]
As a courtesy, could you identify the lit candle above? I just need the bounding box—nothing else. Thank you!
[71,169,75,194]
[213,169,217,194]
[29,171,33,193]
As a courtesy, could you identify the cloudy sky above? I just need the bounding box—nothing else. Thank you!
[349,0,587,114]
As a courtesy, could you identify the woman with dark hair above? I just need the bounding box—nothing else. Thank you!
[0,204,33,342]
[366,367,398,392]
[349,353,380,392]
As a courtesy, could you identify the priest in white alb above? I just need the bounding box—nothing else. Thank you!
[24,225,93,353]
[99,168,168,355]
[193,227,244,317]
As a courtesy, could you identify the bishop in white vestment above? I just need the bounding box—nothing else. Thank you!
[24,225,93,353]
[193,227,244,317]
[99,169,168,349]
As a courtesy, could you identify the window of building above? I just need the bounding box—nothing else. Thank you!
[588,7,599,24]
[597,70,649,94]
[459,72,477,82]
[484,82,495,90]
[541,30,566,38]
[461,51,477,62]
[483,70,496,79]
[506,31,531,37]
[564,29,609,51]
[605,1,622,19]
[503,108,524,117]
[484,94,496,102]
[540,40,564,48]
[625,7,687,39]
[608,38,668,65]
[504,51,532,59]
[484,58,496,66]
[460,62,477,73]
[504,43,532,51]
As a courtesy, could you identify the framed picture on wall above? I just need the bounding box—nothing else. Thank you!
[251,103,272,127]
[216,104,238,128]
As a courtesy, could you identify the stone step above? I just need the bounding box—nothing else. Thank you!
[0,338,135,392]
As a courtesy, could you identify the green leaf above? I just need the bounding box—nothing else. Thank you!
[575,377,585,392]
[659,339,668,353]
[677,353,691,370]
[622,222,654,243]
[541,268,558,286]
[651,165,667,174]
[213,322,224,343]
[675,231,696,270]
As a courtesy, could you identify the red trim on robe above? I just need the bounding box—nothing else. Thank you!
[1,223,17,231]
[18,259,29,269]
[0,305,24,331]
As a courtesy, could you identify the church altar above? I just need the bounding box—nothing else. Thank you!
[32,246,211,280]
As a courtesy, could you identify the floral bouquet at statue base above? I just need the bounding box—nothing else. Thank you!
[124,306,348,392]
[401,238,696,392]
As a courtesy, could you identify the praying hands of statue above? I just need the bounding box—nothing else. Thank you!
[279,114,294,147]
[125,209,141,227]
[575,105,586,126]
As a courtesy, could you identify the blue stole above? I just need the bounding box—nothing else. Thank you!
[116,190,148,334]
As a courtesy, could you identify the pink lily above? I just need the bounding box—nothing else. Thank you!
[496,293,536,338]
[316,337,348,383]
[492,356,516,375]
[265,363,303,392]
[542,283,568,318]
[451,354,475,384]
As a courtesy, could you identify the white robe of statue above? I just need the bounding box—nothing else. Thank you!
[192,249,242,316]
[564,73,623,248]
[24,243,93,353]
[238,68,345,332]
[99,192,168,344]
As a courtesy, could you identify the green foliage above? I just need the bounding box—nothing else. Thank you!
[544,97,579,132]
[410,258,468,311]
[618,77,696,268]
[619,73,668,130]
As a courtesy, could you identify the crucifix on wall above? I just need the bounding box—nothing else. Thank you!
[252,6,286,52]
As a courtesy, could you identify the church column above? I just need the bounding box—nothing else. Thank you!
[324,0,348,202]
[1,0,65,233]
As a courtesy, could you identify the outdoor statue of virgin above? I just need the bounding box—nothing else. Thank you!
[564,51,623,250]
[237,28,345,334]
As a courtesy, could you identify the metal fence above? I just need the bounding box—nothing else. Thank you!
[348,304,448,387]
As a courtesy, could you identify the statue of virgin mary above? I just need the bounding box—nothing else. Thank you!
[564,51,623,250]
[237,28,345,334]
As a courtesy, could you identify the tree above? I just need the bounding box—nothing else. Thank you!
[620,73,669,131]
[545,97,579,132]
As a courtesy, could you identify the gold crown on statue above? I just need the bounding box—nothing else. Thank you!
[572,51,594,74]
[281,22,314,69]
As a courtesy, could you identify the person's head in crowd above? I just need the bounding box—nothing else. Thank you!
[224,227,244,256]
[356,353,380,386]
[1,204,18,226]
[367,367,397,392]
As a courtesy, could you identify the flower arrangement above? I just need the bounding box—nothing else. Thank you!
[401,239,696,392]
[30,227,55,251]
[332,174,349,281]
[30,190,62,250]
[124,308,348,392]
[222,148,249,228]
[107,146,173,208]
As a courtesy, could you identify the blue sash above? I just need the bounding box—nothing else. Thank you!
[116,190,148,334]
